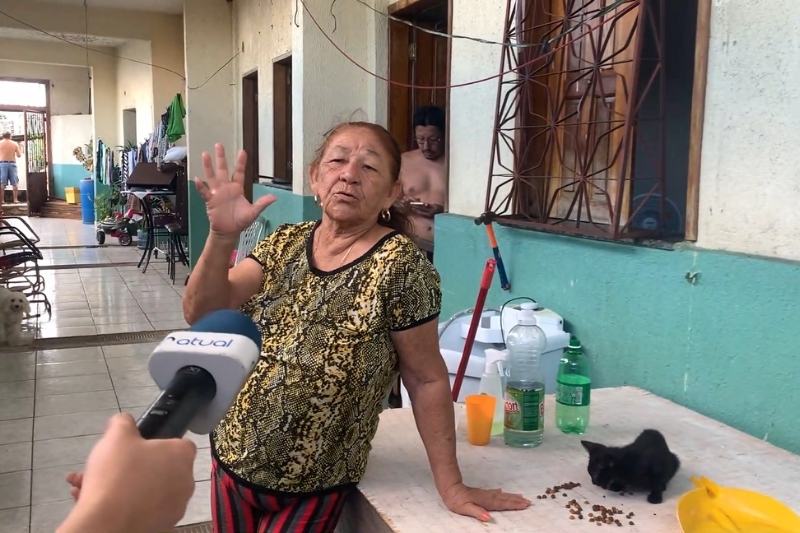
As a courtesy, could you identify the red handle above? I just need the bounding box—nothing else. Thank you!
[480,259,496,290]
[451,258,496,402]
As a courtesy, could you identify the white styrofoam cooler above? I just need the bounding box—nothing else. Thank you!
[400,306,571,406]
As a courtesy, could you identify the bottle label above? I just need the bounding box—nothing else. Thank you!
[556,380,591,407]
[504,387,544,432]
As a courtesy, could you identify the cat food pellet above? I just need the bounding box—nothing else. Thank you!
[570,516,575,520]
[629,522,635,526]
[551,494,556,499]
[563,493,567,497]
[585,500,590,504]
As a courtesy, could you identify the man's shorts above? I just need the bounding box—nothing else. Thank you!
[0,162,18,187]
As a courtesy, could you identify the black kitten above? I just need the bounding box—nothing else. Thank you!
[581,429,679,504]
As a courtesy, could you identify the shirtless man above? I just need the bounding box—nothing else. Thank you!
[0,132,23,213]
[399,106,447,257]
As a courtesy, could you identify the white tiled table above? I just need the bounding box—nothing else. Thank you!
[337,387,800,532]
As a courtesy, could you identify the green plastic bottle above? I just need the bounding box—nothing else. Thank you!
[555,336,591,434]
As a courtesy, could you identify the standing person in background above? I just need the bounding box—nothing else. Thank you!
[0,131,23,213]
[399,106,447,259]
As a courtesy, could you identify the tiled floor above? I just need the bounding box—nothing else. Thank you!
[1,217,211,532]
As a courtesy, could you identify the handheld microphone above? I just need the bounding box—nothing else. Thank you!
[136,309,262,439]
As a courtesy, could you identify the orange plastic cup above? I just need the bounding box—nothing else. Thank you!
[465,394,496,446]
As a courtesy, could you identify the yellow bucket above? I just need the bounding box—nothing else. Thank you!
[677,476,800,533]
[65,187,79,204]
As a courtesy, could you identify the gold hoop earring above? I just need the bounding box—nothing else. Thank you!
[380,209,391,222]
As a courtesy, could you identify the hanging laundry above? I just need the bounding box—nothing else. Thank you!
[166,93,186,142]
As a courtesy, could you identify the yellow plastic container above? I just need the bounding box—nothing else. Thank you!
[65,187,79,204]
[678,476,800,533]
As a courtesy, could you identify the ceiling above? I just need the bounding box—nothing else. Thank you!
[36,0,183,15]
[0,26,128,48]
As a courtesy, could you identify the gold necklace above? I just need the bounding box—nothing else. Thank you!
[314,234,361,267]
[339,242,356,266]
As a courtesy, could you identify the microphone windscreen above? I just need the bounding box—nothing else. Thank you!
[190,309,261,349]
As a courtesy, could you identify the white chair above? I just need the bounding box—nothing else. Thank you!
[234,217,267,265]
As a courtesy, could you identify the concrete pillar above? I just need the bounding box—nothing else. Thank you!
[183,0,236,266]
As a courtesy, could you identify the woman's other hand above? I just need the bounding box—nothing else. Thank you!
[441,482,531,522]
[194,143,276,237]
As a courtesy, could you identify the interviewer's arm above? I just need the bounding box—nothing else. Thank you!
[57,414,196,533]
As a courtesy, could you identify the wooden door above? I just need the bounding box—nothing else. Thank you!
[273,57,292,184]
[387,0,448,151]
[242,71,259,200]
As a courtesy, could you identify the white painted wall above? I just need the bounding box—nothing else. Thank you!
[294,0,389,194]
[232,0,294,177]
[447,0,508,217]
[0,61,91,115]
[116,39,155,145]
[0,37,118,146]
[183,0,235,180]
[51,115,93,164]
[696,0,800,261]
[229,0,388,194]
[0,2,185,148]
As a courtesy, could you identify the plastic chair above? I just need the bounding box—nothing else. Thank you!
[234,218,267,265]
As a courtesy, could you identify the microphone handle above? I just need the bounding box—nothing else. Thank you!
[137,365,217,439]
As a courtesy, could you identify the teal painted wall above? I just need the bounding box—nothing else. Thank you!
[252,184,321,229]
[435,214,800,454]
[188,186,209,267]
[51,164,88,200]
[188,183,321,266]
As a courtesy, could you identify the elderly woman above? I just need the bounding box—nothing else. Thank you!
[184,122,529,532]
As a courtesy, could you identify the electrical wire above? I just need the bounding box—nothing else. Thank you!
[187,53,240,90]
[0,7,187,80]
[0,7,243,91]
[499,296,539,347]
[351,0,630,49]
[299,0,636,90]
[330,0,338,33]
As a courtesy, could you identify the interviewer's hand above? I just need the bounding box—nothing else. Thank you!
[57,413,197,533]
[194,143,276,237]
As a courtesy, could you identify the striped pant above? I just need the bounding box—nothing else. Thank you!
[211,458,352,533]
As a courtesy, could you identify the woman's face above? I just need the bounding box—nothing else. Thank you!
[310,127,400,227]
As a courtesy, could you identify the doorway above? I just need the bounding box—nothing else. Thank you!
[242,70,259,200]
[272,56,292,185]
[0,78,51,215]
[122,108,137,147]
[387,0,449,152]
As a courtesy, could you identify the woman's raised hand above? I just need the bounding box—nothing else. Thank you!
[194,144,276,237]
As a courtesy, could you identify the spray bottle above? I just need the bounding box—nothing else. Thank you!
[479,348,508,436]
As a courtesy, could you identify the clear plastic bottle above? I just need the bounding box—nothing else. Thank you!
[504,303,546,447]
[556,336,591,434]
[478,350,506,436]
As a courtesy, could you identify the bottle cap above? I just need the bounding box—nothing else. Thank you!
[569,335,582,350]
[517,307,536,326]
